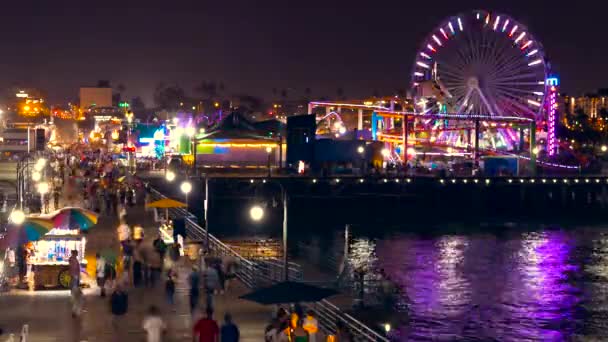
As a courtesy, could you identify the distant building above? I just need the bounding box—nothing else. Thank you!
[563,94,608,118]
[80,87,112,109]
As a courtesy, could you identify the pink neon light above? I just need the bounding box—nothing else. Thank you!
[509,25,519,37]
[547,87,557,156]
[502,19,510,32]
[520,41,533,50]
[440,28,448,39]
[427,44,436,52]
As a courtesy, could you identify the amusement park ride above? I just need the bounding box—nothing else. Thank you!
[308,10,574,174]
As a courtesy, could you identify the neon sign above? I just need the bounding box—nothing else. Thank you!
[546,77,559,86]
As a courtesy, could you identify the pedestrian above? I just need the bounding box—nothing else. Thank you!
[203,263,220,310]
[165,270,176,308]
[143,305,167,342]
[169,243,181,266]
[43,195,50,213]
[68,250,80,289]
[153,234,167,269]
[335,320,352,342]
[71,286,84,318]
[302,310,319,342]
[110,284,129,332]
[292,318,309,342]
[220,313,240,342]
[193,307,219,342]
[133,241,144,287]
[189,266,201,313]
[95,253,107,297]
[53,188,60,210]
[223,257,237,292]
[264,319,280,342]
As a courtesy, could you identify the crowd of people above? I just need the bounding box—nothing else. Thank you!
[5,150,359,341]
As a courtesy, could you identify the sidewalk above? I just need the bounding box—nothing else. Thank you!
[0,192,272,341]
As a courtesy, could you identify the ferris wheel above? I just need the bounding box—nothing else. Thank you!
[412,10,549,121]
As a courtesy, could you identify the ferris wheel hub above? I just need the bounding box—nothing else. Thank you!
[467,77,479,89]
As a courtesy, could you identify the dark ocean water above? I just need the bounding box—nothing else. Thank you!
[337,227,608,341]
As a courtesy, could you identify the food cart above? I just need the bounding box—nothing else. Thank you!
[28,228,87,289]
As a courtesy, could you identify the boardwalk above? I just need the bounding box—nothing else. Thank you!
[0,196,272,341]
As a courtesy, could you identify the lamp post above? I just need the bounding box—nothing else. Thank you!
[180,181,192,209]
[357,145,365,175]
[266,147,272,177]
[186,126,196,176]
[37,182,49,213]
[250,182,289,281]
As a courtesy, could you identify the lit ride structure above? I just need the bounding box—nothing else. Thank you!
[411,10,552,171]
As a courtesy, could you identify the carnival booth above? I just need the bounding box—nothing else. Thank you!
[27,208,98,289]
[29,228,87,289]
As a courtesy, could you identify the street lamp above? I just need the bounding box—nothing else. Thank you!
[602,145,607,153]
[357,146,364,154]
[9,209,25,225]
[37,182,49,195]
[34,158,46,172]
[32,171,41,182]
[165,170,176,182]
[249,205,264,221]
[181,181,192,207]
[249,182,289,281]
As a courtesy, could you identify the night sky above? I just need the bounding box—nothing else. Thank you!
[1,1,605,104]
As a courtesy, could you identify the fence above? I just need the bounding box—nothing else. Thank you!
[149,188,303,287]
[148,187,388,342]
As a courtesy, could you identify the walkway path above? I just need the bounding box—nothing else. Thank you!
[0,191,273,341]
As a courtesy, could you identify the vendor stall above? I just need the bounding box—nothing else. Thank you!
[29,228,87,289]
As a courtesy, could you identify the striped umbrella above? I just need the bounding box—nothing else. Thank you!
[52,207,99,231]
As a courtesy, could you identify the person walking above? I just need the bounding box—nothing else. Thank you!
[292,318,309,342]
[68,250,80,289]
[143,306,166,342]
[302,310,319,342]
[203,263,220,310]
[220,313,239,342]
[193,307,219,342]
[110,284,129,333]
[95,253,107,297]
[133,241,144,287]
[70,286,84,318]
[153,235,167,269]
[53,187,60,210]
[165,270,176,308]
[188,266,201,313]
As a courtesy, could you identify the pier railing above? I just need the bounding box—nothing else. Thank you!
[148,187,387,342]
[148,188,303,286]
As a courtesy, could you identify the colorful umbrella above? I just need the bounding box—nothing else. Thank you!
[52,207,99,231]
[24,217,55,241]
[146,198,187,222]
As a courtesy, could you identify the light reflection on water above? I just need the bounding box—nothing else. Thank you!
[347,228,608,341]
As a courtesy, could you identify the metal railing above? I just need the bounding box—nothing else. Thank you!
[312,300,389,342]
[149,188,303,287]
[148,187,387,342]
